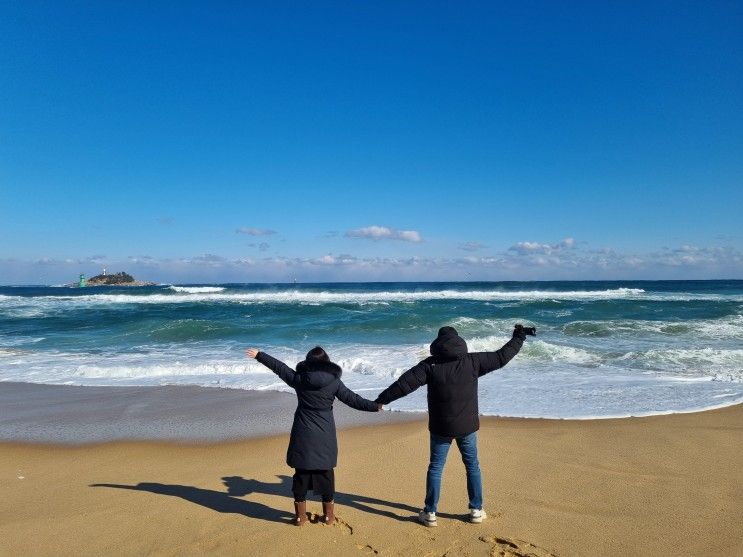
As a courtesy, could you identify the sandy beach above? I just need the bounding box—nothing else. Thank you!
[1,385,741,557]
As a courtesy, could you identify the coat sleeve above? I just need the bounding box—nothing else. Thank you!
[375,361,429,405]
[335,381,379,412]
[471,337,524,377]
[255,351,300,387]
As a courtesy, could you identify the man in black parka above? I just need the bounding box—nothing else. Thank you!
[375,325,527,527]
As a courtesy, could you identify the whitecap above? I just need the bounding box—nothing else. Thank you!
[0,287,649,309]
[168,286,226,294]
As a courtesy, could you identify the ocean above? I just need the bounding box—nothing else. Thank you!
[1,280,741,419]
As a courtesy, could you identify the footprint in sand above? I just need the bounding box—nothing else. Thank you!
[334,516,354,535]
[309,513,354,535]
[479,535,558,557]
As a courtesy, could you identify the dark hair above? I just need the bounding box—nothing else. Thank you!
[305,346,330,362]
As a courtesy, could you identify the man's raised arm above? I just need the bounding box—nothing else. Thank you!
[472,326,528,377]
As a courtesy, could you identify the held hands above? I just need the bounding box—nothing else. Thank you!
[376,403,384,412]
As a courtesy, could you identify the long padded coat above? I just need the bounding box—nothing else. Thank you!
[255,352,378,469]
[376,326,524,438]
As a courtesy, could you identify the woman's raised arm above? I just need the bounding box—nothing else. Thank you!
[246,348,299,387]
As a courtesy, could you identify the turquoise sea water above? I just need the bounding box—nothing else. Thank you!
[1,281,742,418]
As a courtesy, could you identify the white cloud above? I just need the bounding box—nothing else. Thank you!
[187,254,228,267]
[312,255,338,265]
[346,225,422,242]
[236,227,276,236]
[248,242,270,252]
[459,241,486,252]
[654,245,741,267]
[510,241,548,254]
[397,230,423,242]
[509,237,576,255]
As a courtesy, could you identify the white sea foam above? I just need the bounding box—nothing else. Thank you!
[73,360,258,379]
[3,279,743,421]
[451,316,522,330]
[0,336,45,347]
[0,336,602,386]
[6,287,743,308]
[2,341,742,418]
[653,348,743,369]
[617,348,743,380]
[6,332,741,386]
[688,314,743,339]
[5,288,743,317]
[0,348,29,357]
[0,287,648,308]
[478,397,743,420]
[168,286,226,293]
[467,335,601,365]
[563,315,743,340]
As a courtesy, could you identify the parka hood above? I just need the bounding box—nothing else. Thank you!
[429,326,468,360]
[296,359,342,387]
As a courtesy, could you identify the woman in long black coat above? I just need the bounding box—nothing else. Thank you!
[246,346,380,526]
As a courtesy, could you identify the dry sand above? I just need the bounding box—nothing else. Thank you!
[2,405,742,556]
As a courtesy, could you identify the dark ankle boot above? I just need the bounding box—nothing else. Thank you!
[293,501,308,526]
[322,501,335,524]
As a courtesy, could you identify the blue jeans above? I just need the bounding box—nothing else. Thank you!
[424,431,483,513]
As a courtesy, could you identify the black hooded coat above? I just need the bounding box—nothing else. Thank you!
[375,327,524,438]
[255,351,378,469]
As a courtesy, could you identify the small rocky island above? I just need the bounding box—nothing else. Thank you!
[81,272,156,287]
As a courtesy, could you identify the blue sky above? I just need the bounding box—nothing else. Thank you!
[1,1,741,283]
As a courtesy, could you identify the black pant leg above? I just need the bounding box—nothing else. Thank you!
[292,469,310,502]
[320,469,335,502]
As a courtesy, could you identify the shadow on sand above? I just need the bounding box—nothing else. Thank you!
[92,474,462,524]
[90,480,294,524]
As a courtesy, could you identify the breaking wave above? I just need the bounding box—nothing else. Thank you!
[168,286,226,294]
[562,315,743,340]
[0,287,647,309]
[2,281,742,419]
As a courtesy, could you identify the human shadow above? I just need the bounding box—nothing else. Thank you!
[222,475,462,522]
[90,482,293,524]
[91,474,462,525]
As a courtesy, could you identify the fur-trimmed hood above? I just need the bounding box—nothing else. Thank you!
[296,359,342,378]
[297,360,343,388]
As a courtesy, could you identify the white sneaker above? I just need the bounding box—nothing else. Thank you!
[469,508,487,523]
[418,510,437,527]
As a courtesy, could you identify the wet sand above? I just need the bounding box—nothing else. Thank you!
[0,382,423,443]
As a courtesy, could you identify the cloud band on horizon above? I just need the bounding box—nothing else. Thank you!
[3,242,741,284]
